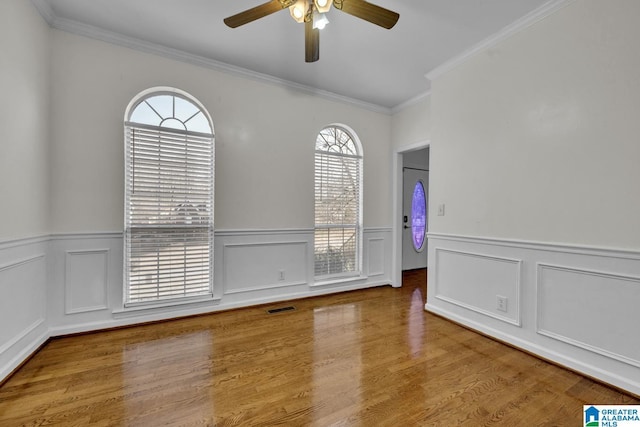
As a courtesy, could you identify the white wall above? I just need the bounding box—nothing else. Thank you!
[427,0,640,395]
[390,95,431,285]
[391,95,431,151]
[50,31,392,233]
[429,0,640,249]
[0,0,51,240]
[0,0,51,381]
[45,29,395,331]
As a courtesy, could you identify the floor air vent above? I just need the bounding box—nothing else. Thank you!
[267,306,296,314]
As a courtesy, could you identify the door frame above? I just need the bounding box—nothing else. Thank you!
[391,140,430,287]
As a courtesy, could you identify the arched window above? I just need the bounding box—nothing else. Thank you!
[314,125,363,278]
[124,88,214,305]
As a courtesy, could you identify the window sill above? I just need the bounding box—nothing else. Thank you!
[312,274,368,288]
[112,295,219,318]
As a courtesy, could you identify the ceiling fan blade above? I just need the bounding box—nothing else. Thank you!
[224,0,287,28]
[305,19,320,63]
[336,0,399,29]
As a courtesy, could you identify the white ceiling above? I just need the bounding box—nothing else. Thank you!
[33,0,553,110]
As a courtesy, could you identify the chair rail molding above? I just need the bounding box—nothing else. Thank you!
[426,232,640,396]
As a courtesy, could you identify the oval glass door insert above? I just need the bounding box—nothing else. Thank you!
[411,181,426,251]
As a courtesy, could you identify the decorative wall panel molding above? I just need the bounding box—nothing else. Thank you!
[426,233,640,396]
[64,249,109,314]
[222,241,308,295]
[434,248,522,326]
[367,238,385,277]
[0,319,45,356]
[0,228,392,383]
[537,263,640,368]
[0,239,49,383]
[0,254,46,348]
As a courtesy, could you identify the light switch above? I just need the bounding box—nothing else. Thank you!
[437,204,445,216]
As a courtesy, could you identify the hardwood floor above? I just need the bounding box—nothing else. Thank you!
[1,269,637,426]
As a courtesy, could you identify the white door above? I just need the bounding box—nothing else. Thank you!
[402,168,428,270]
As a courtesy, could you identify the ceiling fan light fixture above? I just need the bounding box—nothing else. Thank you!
[314,0,333,13]
[313,13,329,30]
[289,0,308,23]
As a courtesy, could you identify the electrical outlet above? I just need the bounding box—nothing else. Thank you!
[278,270,285,281]
[496,295,508,312]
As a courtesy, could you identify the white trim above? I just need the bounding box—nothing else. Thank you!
[20,229,386,240]
[215,228,314,237]
[0,329,49,383]
[391,90,431,115]
[56,280,391,337]
[40,13,390,115]
[366,237,385,277]
[0,319,46,356]
[391,140,431,288]
[0,254,46,273]
[311,275,368,288]
[427,232,640,260]
[427,233,640,395]
[64,249,110,315]
[0,236,49,250]
[222,240,309,296]
[536,262,640,369]
[363,227,393,234]
[223,281,308,295]
[50,232,123,241]
[113,295,219,317]
[30,0,54,24]
[433,248,522,327]
[424,302,640,396]
[124,87,215,134]
[425,0,575,81]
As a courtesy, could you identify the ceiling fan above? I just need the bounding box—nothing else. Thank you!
[224,0,399,63]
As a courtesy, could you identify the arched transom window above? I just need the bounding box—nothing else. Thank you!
[124,89,214,305]
[314,125,363,278]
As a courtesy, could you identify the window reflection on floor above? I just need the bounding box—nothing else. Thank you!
[408,287,425,356]
[312,304,361,424]
[123,330,214,424]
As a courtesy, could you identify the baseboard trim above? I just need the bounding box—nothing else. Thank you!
[0,330,50,387]
[425,302,640,398]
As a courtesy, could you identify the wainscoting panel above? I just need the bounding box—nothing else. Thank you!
[434,248,522,325]
[537,263,640,368]
[65,249,109,314]
[366,238,385,277]
[48,234,123,332]
[0,238,49,381]
[426,233,640,396]
[363,228,392,282]
[0,255,46,347]
[223,241,308,294]
[1,228,393,383]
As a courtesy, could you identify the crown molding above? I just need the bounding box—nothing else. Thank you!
[30,2,392,115]
[30,0,54,24]
[390,90,431,115]
[425,0,575,82]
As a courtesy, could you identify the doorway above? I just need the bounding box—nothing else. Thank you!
[391,142,430,288]
[401,148,429,271]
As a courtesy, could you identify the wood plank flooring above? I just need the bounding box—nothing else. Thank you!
[1,269,637,426]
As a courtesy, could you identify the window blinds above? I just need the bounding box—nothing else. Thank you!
[125,124,214,304]
[314,150,361,277]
